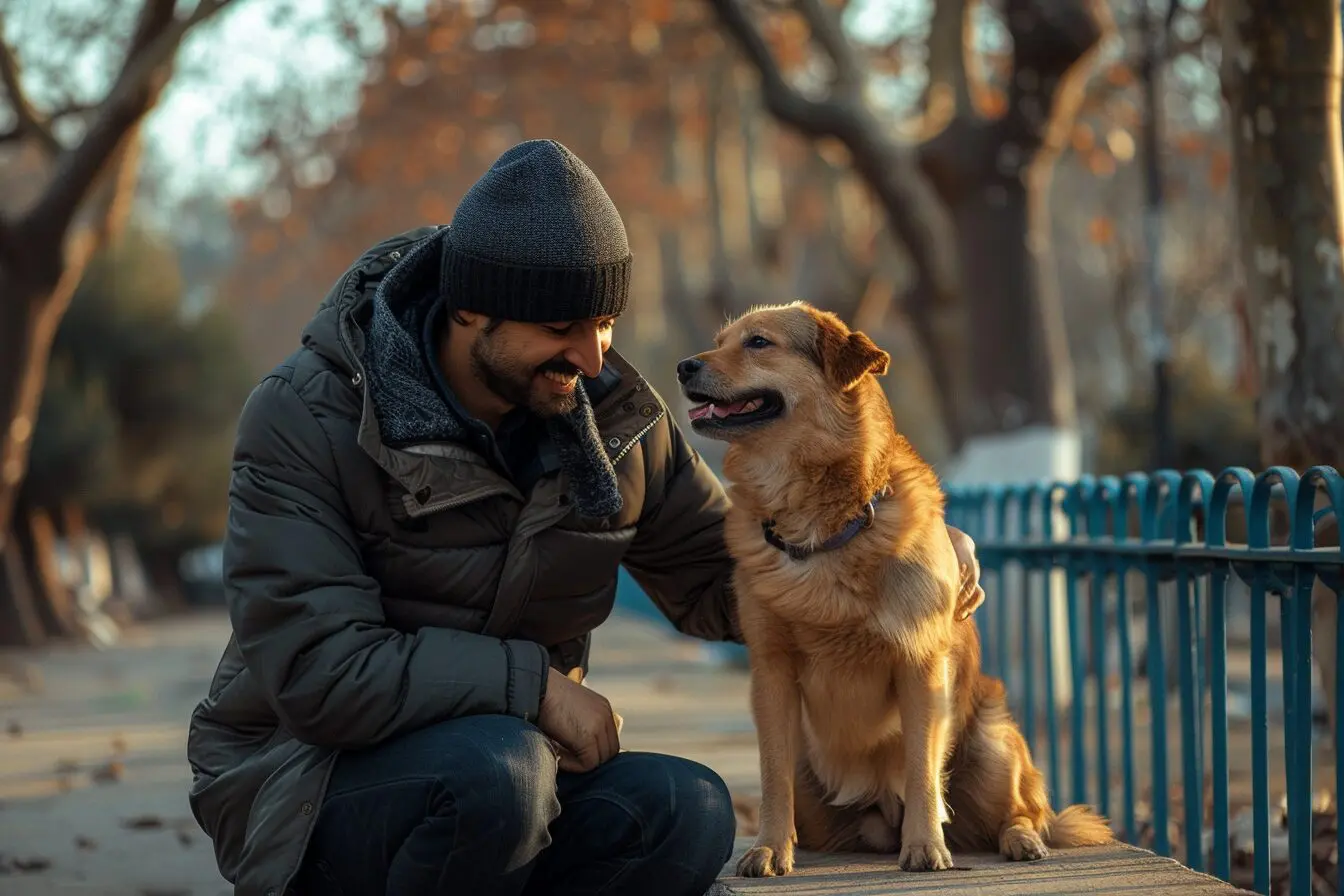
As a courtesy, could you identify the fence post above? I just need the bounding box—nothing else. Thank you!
[943,429,1078,724]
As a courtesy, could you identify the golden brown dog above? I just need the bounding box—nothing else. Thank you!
[676,302,1113,876]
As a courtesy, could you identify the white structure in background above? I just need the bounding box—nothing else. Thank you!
[941,424,1080,710]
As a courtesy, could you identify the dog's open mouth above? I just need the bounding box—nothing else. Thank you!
[684,390,784,429]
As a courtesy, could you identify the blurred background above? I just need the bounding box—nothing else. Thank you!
[0,0,1263,646]
[0,0,1338,890]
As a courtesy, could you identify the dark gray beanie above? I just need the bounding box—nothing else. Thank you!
[440,139,632,322]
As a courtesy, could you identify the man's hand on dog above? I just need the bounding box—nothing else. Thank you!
[538,667,621,773]
[948,525,984,621]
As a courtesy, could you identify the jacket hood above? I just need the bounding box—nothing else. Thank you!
[299,226,624,518]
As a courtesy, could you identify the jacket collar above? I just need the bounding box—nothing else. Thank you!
[299,227,666,519]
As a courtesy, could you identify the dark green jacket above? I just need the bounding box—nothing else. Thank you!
[186,226,740,896]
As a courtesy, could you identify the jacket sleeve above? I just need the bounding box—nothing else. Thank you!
[620,417,743,643]
[223,374,551,749]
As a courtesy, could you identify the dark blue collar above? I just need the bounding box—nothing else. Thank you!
[762,485,891,561]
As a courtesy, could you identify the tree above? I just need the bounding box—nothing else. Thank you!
[23,229,253,542]
[0,0,234,545]
[1,227,254,645]
[707,0,1111,451]
[1219,0,1344,469]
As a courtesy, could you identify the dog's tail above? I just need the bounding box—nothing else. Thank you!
[1041,804,1115,848]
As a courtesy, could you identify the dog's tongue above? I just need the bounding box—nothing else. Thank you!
[688,401,750,422]
[711,401,750,418]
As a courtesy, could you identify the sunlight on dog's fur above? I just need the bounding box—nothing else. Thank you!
[677,301,1113,877]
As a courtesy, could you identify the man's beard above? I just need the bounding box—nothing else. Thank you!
[469,332,580,418]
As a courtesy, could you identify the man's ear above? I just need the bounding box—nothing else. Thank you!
[816,321,891,391]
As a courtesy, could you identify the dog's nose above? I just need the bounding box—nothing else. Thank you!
[676,357,704,385]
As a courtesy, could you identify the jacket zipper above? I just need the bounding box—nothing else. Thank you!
[611,409,666,465]
[408,486,513,518]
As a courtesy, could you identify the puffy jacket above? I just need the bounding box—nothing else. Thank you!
[186,226,741,896]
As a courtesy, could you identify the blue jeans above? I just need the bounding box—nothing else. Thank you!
[292,714,737,896]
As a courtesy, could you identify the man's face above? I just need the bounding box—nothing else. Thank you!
[469,315,616,417]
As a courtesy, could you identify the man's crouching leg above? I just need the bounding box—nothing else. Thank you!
[294,714,560,896]
[524,751,737,896]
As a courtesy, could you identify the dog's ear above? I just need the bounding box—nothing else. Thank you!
[816,320,891,391]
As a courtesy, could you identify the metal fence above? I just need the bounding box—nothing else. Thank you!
[945,465,1343,896]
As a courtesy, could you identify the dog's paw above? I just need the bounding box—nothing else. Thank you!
[1000,824,1049,861]
[736,842,794,877]
[898,840,953,872]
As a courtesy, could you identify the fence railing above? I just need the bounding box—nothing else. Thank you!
[945,465,1343,896]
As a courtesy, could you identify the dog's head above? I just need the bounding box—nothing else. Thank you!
[675,301,890,443]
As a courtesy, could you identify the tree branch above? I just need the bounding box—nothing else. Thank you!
[0,14,61,155]
[22,0,234,243]
[794,0,863,94]
[707,0,960,308]
[1006,0,1110,161]
[923,0,972,121]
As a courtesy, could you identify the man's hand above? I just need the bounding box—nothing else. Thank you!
[536,667,621,773]
[947,525,984,622]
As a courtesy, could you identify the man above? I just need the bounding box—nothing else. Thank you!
[187,139,985,896]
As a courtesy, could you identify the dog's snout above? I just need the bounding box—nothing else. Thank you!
[676,357,705,385]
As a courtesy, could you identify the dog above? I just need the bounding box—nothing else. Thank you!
[675,302,1113,876]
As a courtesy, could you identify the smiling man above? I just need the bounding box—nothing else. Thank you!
[186,139,986,896]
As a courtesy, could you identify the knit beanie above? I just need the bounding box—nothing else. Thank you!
[440,139,632,322]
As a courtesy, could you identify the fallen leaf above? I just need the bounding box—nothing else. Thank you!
[120,815,165,831]
[11,855,52,873]
[74,836,96,851]
[91,761,125,784]
[5,720,20,738]
[54,759,79,774]
[176,830,194,847]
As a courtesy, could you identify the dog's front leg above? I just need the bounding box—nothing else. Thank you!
[737,647,803,877]
[896,656,954,872]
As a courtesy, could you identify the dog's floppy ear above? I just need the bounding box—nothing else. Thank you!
[815,317,891,391]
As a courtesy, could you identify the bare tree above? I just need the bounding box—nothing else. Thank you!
[0,0,235,547]
[1220,0,1344,470]
[706,0,1110,450]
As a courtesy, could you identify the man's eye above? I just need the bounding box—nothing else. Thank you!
[744,335,772,349]
[545,325,572,336]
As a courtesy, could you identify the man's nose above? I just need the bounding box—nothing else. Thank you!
[676,357,704,385]
[565,329,605,379]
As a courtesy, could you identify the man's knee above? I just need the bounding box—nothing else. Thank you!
[430,715,557,833]
[626,753,737,866]
[332,713,560,842]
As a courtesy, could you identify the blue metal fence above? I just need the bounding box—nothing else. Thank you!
[945,465,1343,896]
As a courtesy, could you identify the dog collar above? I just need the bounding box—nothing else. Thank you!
[761,485,891,561]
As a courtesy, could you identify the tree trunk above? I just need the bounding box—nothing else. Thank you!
[658,71,708,358]
[735,66,773,268]
[0,534,44,647]
[0,259,67,541]
[913,0,1101,440]
[1220,0,1344,469]
[703,58,734,310]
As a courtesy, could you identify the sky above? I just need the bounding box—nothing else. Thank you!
[0,0,430,204]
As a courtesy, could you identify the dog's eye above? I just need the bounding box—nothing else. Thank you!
[744,335,772,350]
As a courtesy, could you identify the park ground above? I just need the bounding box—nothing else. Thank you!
[0,608,1263,895]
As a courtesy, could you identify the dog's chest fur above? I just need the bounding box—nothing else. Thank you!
[726,504,955,815]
